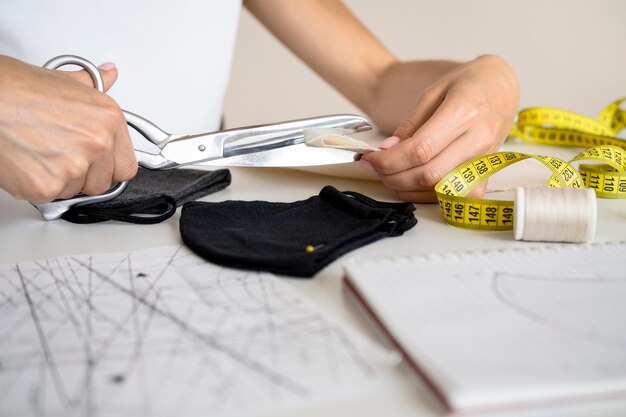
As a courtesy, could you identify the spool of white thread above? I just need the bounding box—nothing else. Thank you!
[514,187,597,243]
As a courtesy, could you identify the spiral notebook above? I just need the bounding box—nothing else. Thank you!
[343,241,626,413]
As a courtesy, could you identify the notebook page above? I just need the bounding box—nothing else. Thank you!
[344,241,626,412]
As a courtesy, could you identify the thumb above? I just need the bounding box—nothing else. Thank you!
[62,61,119,92]
[96,62,118,92]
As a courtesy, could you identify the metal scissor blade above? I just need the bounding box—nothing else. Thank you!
[158,114,371,167]
[202,128,384,167]
[197,142,358,167]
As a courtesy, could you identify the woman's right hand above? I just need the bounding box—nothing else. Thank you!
[0,55,137,204]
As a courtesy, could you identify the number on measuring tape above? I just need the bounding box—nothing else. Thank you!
[435,99,626,230]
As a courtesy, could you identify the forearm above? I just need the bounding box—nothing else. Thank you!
[244,0,463,133]
[245,0,519,203]
[244,0,395,116]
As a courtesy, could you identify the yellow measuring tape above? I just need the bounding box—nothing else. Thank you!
[511,97,626,149]
[435,99,626,231]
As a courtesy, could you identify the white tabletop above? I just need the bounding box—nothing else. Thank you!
[1,141,625,417]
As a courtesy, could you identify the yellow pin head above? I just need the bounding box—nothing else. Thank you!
[305,244,324,253]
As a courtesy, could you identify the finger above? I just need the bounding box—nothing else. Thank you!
[467,180,488,199]
[394,189,437,203]
[96,62,118,92]
[82,146,115,196]
[377,129,490,193]
[392,87,444,140]
[57,176,85,200]
[59,62,119,92]
[363,93,476,175]
[81,109,137,194]
[392,182,487,204]
[111,122,138,182]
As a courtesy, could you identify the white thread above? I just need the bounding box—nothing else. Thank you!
[514,187,597,243]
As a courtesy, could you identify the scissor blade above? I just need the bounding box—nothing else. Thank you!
[159,114,371,167]
[204,128,384,167]
[198,142,358,167]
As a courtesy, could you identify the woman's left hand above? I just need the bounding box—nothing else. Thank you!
[360,54,519,202]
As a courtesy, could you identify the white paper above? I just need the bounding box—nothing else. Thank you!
[0,246,395,417]
[344,241,626,412]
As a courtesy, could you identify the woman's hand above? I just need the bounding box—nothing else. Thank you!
[0,55,137,204]
[360,54,519,202]
[245,1,519,202]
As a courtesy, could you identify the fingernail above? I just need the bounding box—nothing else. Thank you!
[359,159,374,171]
[379,136,400,149]
[98,62,116,71]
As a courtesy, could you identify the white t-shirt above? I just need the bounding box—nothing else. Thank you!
[0,0,242,133]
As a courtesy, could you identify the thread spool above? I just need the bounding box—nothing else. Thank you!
[514,187,597,243]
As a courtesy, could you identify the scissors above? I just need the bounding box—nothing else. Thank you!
[34,55,372,221]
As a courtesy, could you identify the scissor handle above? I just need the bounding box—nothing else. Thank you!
[33,182,129,221]
[43,55,105,92]
[32,55,130,220]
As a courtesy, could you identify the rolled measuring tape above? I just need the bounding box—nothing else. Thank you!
[434,98,626,242]
[434,144,626,242]
[510,98,626,200]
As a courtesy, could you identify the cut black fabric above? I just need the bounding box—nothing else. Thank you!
[180,186,417,277]
[62,167,231,224]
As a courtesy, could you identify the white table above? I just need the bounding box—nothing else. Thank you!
[1,141,625,417]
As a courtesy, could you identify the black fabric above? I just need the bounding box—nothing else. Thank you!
[180,185,417,277]
[62,167,231,224]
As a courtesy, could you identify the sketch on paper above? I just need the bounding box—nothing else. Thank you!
[492,272,626,350]
[0,246,391,417]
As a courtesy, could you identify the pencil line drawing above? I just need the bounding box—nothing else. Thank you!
[492,272,626,350]
[0,247,387,417]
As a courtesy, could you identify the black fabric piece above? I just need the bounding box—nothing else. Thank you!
[62,167,231,224]
[180,185,417,277]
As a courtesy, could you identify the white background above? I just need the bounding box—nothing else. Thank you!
[224,0,626,127]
